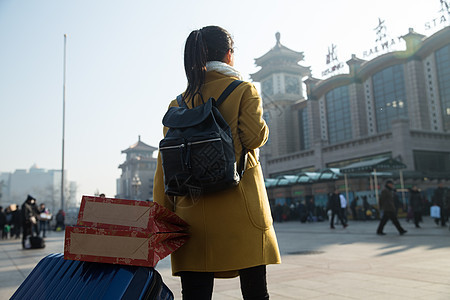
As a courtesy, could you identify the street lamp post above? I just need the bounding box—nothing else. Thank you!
[61,34,67,211]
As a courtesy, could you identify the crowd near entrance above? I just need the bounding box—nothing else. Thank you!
[266,165,450,226]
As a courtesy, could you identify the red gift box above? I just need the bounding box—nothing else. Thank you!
[64,226,188,267]
[64,196,188,267]
[77,196,188,232]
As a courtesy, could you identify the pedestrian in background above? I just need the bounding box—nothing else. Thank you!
[298,200,307,223]
[4,206,13,239]
[430,201,441,225]
[377,180,407,235]
[340,192,348,224]
[306,198,316,222]
[274,203,283,223]
[409,185,423,228]
[21,195,38,248]
[11,205,22,239]
[38,203,50,238]
[0,206,6,240]
[329,188,348,229]
[362,196,372,220]
[432,182,449,227]
[350,196,358,220]
[31,200,40,236]
[55,209,65,231]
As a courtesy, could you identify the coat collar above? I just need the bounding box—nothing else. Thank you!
[206,61,243,80]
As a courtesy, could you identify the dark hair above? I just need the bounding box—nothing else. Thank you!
[184,26,233,101]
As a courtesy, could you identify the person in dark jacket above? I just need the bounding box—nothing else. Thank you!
[21,195,38,248]
[377,180,407,235]
[329,188,348,229]
[432,182,449,226]
[11,205,22,239]
[38,203,50,238]
[362,196,372,220]
[409,185,423,228]
[0,206,6,239]
[55,209,65,230]
[274,203,282,223]
[350,196,358,220]
[306,198,316,222]
[31,200,40,236]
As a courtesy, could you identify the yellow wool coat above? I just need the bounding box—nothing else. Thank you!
[153,71,281,278]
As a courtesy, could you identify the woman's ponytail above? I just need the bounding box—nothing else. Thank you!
[183,26,234,102]
[184,30,207,101]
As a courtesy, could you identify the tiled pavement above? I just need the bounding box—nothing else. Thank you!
[1,217,449,299]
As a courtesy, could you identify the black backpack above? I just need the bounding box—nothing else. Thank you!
[159,80,245,196]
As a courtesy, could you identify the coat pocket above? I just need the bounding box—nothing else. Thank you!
[240,163,273,230]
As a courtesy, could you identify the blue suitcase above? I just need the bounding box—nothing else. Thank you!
[11,253,173,300]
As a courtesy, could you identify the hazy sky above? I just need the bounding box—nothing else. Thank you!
[0,0,446,201]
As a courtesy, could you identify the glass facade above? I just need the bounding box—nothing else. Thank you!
[325,86,352,144]
[298,108,310,150]
[414,150,450,172]
[372,64,408,132]
[257,28,450,186]
[435,44,450,131]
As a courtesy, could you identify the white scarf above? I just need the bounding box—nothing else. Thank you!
[206,61,243,80]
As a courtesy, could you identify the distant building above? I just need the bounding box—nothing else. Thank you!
[252,27,450,207]
[251,32,311,174]
[252,27,450,178]
[0,164,77,213]
[116,136,158,201]
[0,173,8,205]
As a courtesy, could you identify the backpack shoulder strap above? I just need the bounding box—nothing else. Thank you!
[176,94,188,108]
[215,80,243,107]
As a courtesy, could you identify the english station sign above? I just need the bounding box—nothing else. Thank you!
[424,0,450,31]
[362,18,404,59]
[320,0,449,78]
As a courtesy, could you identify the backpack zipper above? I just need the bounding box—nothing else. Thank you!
[160,144,185,150]
[188,137,221,146]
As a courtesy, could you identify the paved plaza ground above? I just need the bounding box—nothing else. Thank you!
[1,217,449,299]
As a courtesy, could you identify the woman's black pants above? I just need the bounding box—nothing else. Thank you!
[179,265,269,300]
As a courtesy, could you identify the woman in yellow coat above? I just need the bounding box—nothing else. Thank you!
[153,25,281,299]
